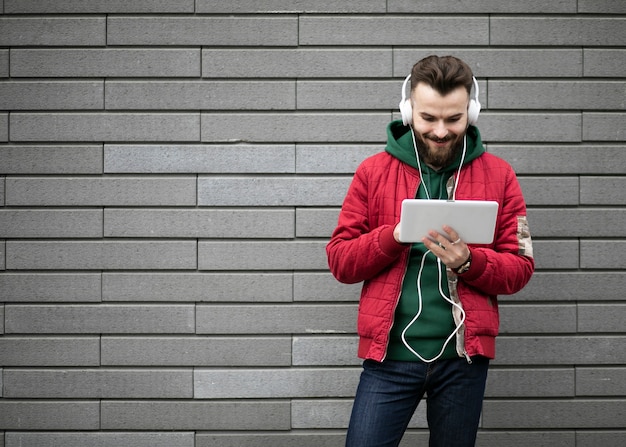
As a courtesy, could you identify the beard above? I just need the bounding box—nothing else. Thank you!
[413,130,465,170]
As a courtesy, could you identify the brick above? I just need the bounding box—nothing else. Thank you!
[489,81,626,110]
[0,209,103,238]
[108,16,297,46]
[499,304,577,334]
[490,17,626,46]
[485,368,575,397]
[3,368,192,398]
[0,401,99,430]
[4,304,195,334]
[388,0,576,13]
[531,240,579,270]
[493,336,626,365]
[584,49,626,77]
[394,48,583,78]
[10,113,200,142]
[0,337,100,366]
[580,177,626,205]
[101,336,292,366]
[478,113,581,143]
[0,145,103,174]
[0,273,101,302]
[489,145,626,175]
[296,208,339,238]
[518,177,579,206]
[198,241,328,270]
[4,0,195,13]
[0,50,8,77]
[299,16,489,45]
[504,272,626,302]
[0,114,7,141]
[581,240,626,269]
[583,113,626,141]
[476,431,575,446]
[104,144,295,173]
[11,49,200,77]
[482,399,626,428]
[577,432,626,447]
[296,145,380,174]
[5,432,195,447]
[102,272,292,302]
[0,81,103,110]
[528,209,626,237]
[293,272,360,302]
[202,112,390,143]
[194,368,360,398]
[196,0,386,13]
[578,304,626,332]
[0,240,5,270]
[292,336,360,366]
[576,367,626,396]
[106,80,294,110]
[196,432,346,447]
[104,208,294,238]
[196,304,356,334]
[101,400,290,430]
[6,240,197,270]
[578,0,626,13]
[197,176,350,206]
[297,80,399,110]
[202,49,391,78]
[0,17,105,46]
[291,399,352,429]
[6,176,196,206]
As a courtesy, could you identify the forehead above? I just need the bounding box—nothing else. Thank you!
[411,83,469,115]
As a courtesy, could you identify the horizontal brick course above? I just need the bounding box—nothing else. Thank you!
[4,304,195,334]
[101,336,292,366]
[10,113,200,142]
[0,401,100,430]
[0,209,103,238]
[101,400,291,430]
[4,0,195,13]
[0,337,100,366]
[0,273,101,302]
[3,368,193,398]
[102,272,293,302]
[299,16,489,45]
[0,81,103,110]
[0,145,103,174]
[5,432,195,447]
[6,240,197,270]
[108,16,298,46]
[0,17,105,46]
[10,49,200,78]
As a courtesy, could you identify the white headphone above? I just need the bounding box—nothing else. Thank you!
[399,74,481,127]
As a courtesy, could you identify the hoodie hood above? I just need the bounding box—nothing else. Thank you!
[385,119,486,173]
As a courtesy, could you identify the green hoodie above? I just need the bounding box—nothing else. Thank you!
[384,120,486,361]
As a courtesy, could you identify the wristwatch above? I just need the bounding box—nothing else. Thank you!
[453,253,472,274]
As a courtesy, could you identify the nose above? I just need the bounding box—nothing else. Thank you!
[432,121,448,139]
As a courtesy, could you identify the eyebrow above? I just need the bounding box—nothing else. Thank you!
[420,112,465,120]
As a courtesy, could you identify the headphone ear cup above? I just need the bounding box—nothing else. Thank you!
[399,99,412,126]
[467,98,481,125]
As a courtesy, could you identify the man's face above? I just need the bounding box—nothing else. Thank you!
[410,83,470,170]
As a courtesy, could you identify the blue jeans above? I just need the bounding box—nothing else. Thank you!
[345,357,489,447]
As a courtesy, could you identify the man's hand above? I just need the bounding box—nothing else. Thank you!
[422,225,470,269]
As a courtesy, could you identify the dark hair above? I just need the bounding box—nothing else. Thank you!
[410,55,474,96]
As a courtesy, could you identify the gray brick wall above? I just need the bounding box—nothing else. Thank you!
[1,1,625,445]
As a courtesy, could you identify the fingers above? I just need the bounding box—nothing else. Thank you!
[422,226,469,268]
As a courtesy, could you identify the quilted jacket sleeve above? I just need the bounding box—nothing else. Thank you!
[326,161,407,284]
[460,161,535,296]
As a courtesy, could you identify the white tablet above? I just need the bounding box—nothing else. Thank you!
[398,199,499,244]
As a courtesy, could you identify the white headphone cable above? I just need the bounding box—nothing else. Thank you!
[400,250,466,363]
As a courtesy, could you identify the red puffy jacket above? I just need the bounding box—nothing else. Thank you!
[327,151,535,361]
